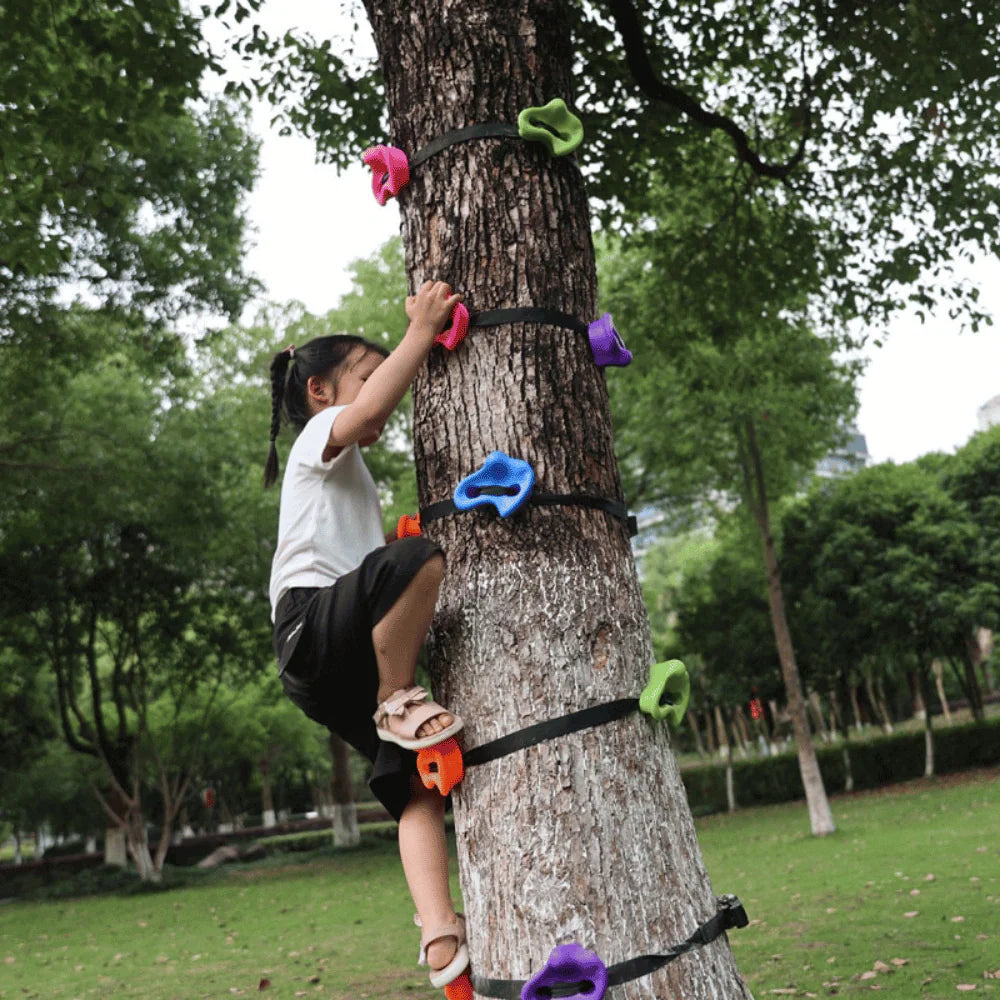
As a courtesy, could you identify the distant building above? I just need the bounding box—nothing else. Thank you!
[977,394,1000,432]
[815,425,870,479]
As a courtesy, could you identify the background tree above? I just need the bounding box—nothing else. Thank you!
[782,460,1000,775]
[0,0,259,340]
[0,311,277,878]
[597,172,859,835]
[945,425,1000,697]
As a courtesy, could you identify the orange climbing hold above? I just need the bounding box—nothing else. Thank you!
[417,737,465,796]
[443,973,473,1000]
[397,512,421,539]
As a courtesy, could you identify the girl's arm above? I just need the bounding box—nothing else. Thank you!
[326,280,462,453]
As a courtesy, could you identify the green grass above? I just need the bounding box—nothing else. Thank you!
[1,770,997,999]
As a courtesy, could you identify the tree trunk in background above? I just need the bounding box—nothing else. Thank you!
[741,421,835,836]
[864,674,893,733]
[962,636,986,721]
[690,708,708,759]
[907,670,926,721]
[260,759,276,828]
[704,707,718,755]
[330,733,359,847]
[931,660,952,723]
[807,691,828,743]
[714,704,730,760]
[848,683,864,733]
[917,670,935,777]
[874,677,894,732]
[725,737,736,814]
[976,627,995,691]
[363,1,752,995]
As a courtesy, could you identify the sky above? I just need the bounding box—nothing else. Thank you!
[232,3,1000,468]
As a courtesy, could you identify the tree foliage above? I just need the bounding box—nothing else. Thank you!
[237,1,998,331]
[782,459,1000,693]
[0,0,259,337]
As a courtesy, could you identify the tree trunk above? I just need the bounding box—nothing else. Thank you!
[931,660,951,723]
[963,635,986,722]
[260,759,276,828]
[703,707,718,755]
[714,704,730,760]
[363,1,752,995]
[330,733,359,848]
[807,690,828,743]
[740,420,835,836]
[724,737,736,814]
[689,706,708,759]
[907,670,926,721]
[864,673,892,734]
[848,683,864,733]
[976,627,995,692]
[917,669,934,778]
[874,676,894,732]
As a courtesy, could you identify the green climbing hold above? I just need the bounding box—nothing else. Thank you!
[517,98,584,156]
[639,660,690,726]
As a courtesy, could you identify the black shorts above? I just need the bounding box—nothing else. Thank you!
[272,536,444,822]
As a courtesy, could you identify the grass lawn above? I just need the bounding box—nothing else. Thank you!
[0,768,996,1000]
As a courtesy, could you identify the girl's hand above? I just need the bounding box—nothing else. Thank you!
[405,280,463,341]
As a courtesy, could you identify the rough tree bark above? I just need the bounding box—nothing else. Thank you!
[362,0,752,996]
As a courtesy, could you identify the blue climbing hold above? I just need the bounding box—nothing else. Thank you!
[521,943,608,1000]
[454,451,535,518]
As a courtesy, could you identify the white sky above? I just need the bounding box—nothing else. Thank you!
[233,3,1000,467]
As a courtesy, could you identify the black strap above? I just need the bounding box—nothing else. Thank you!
[409,122,521,167]
[469,307,588,336]
[464,698,639,768]
[471,895,749,998]
[420,492,636,536]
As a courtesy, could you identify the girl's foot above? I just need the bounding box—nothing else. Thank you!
[415,914,469,988]
[426,936,459,972]
[374,686,464,750]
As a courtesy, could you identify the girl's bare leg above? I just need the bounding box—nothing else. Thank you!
[372,552,452,738]
[399,775,460,970]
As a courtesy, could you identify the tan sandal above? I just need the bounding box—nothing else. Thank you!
[414,912,469,989]
[373,685,464,751]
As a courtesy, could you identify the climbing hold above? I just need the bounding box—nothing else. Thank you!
[454,452,535,518]
[443,974,474,1000]
[521,943,608,1000]
[517,98,585,157]
[362,145,410,205]
[639,660,690,725]
[397,513,422,540]
[417,737,465,796]
[587,313,632,367]
[436,302,470,351]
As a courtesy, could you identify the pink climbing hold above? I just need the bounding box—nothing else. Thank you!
[362,145,410,205]
[435,302,470,350]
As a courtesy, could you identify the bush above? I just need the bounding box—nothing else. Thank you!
[680,716,1000,815]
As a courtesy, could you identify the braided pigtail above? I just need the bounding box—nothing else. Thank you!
[263,346,294,488]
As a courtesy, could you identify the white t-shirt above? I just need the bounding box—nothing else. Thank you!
[269,406,385,619]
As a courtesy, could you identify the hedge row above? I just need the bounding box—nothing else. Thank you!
[680,716,1000,816]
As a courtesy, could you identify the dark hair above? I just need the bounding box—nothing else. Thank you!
[264,335,389,488]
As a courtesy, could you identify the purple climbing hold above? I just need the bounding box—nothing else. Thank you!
[454,451,534,518]
[588,312,632,367]
[521,943,609,1000]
